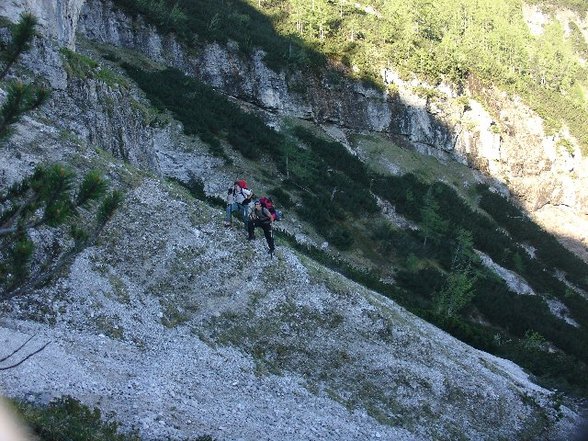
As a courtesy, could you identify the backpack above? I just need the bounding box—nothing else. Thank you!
[235,179,253,204]
[259,196,282,221]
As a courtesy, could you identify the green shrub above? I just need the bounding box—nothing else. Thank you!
[500,341,588,397]
[370,221,424,259]
[12,396,139,441]
[0,166,122,295]
[6,234,34,283]
[122,66,285,161]
[97,190,123,225]
[60,48,99,78]
[423,311,498,353]
[0,82,49,140]
[0,12,38,79]
[70,224,90,247]
[434,265,478,318]
[267,187,294,209]
[396,267,444,303]
[327,225,354,250]
[76,170,108,207]
[367,171,588,370]
[168,176,225,208]
[10,395,220,441]
[370,221,399,255]
[292,127,371,187]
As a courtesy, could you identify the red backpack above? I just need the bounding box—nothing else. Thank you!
[236,179,248,189]
[259,196,280,221]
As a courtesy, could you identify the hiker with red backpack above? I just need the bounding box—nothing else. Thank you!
[248,199,275,255]
[258,196,281,221]
[225,179,253,229]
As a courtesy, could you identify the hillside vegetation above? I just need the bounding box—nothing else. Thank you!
[3,0,588,400]
[2,2,588,439]
[104,53,588,398]
[95,0,588,397]
[113,0,588,153]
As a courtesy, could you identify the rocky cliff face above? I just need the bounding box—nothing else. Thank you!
[0,1,587,440]
[75,0,588,261]
[0,0,84,48]
[77,0,456,150]
[456,85,588,261]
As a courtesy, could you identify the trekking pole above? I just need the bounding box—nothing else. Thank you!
[269,226,274,259]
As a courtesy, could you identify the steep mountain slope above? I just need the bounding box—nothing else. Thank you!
[1,1,588,440]
[1,173,578,440]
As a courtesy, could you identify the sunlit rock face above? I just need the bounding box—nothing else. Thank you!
[0,0,85,48]
[468,91,588,262]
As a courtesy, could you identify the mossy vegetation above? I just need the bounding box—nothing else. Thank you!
[10,396,217,441]
[95,314,125,339]
[60,48,129,88]
[10,396,140,441]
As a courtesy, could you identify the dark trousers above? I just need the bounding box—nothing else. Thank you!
[248,220,274,251]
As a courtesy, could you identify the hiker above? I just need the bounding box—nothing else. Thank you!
[248,199,275,254]
[225,180,253,229]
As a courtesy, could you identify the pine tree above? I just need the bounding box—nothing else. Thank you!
[0,166,117,294]
[0,13,49,140]
[0,82,49,139]
[0,12,38,79]
[419,188,448,248]
[434,228,479,317]
[434,264,478,317]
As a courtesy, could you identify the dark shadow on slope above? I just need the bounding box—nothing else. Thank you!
[109,0,329,74]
